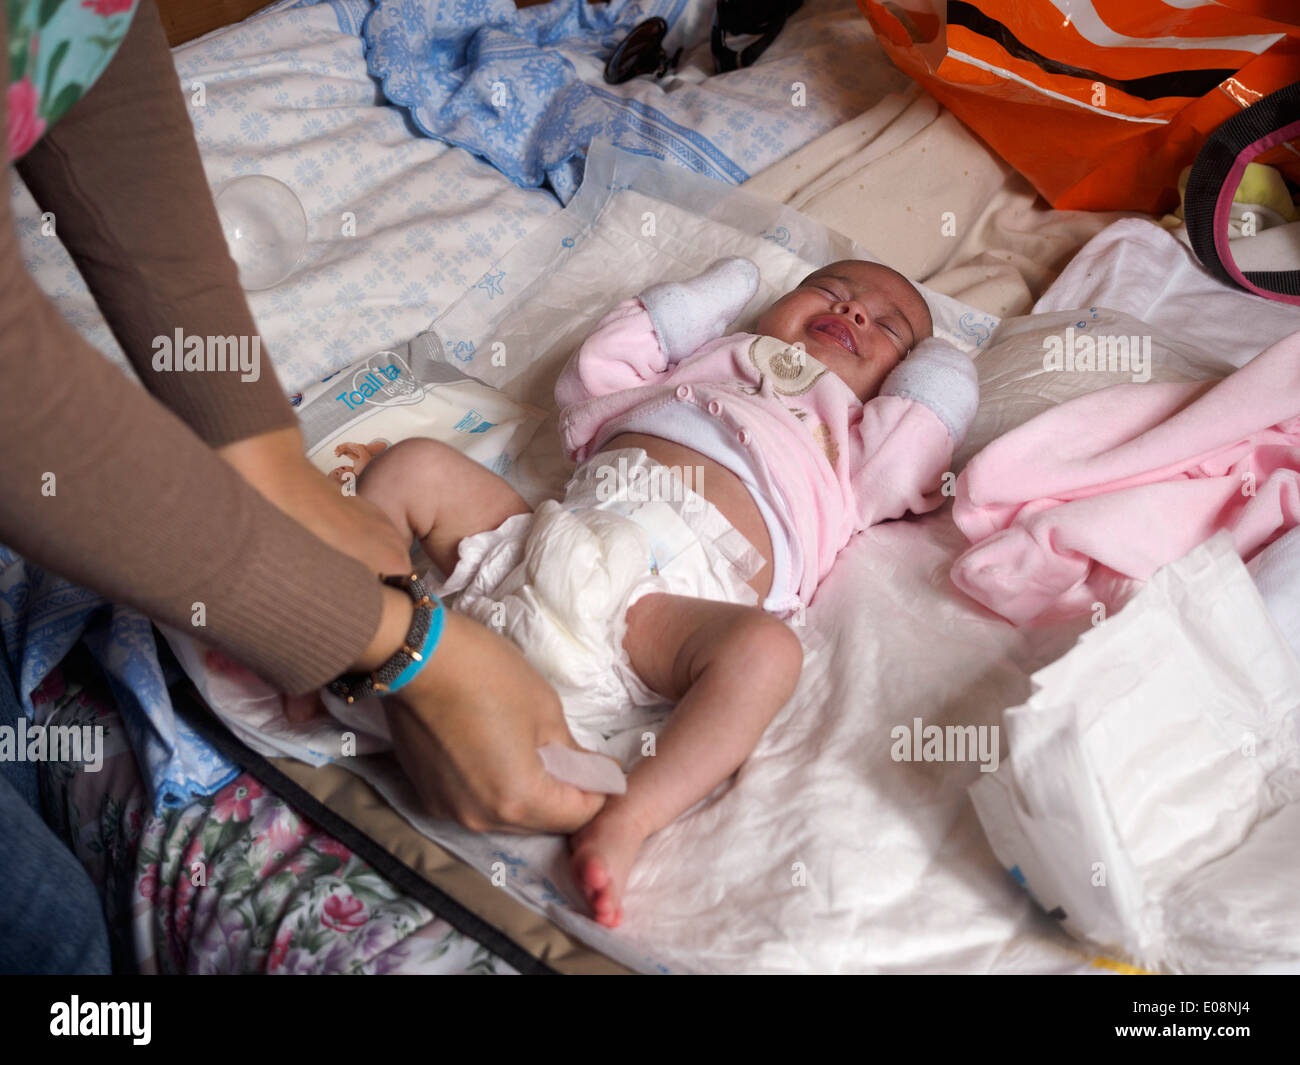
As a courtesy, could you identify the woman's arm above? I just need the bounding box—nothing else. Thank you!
[0,0,388,694]
[1,0,604,832]
[14,0,298,447]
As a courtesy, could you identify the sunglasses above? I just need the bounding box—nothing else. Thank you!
[603,17,683,85]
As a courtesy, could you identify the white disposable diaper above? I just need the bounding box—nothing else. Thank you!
[969,532,1300,973]
[435,448,765,754]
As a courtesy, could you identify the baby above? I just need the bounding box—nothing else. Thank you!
[355,258,978,927]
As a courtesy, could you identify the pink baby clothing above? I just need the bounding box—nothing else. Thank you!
[555,296,974,614]
[951,328,1300,625]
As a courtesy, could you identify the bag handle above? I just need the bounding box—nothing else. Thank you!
[1184,81,1300,306]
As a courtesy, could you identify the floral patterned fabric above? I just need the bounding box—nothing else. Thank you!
[5,0,140,160]
[36,647,516,974]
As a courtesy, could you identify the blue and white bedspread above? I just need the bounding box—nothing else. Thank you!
[2,0,904,809]
[363,0,899,203]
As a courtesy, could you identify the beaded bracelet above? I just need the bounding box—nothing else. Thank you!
[328,573,445,704]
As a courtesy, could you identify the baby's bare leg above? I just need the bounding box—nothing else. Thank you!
[356,437,531,572]
[570,592,803,927]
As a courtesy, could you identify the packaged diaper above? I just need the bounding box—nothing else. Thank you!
[969,533,1300,973]
[294,332,545,483]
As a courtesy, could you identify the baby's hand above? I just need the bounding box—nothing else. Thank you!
[330,439,389,482]
[639,257,760,361]
[879,337,980,447]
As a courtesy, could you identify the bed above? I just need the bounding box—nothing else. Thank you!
[9,0,1298,974]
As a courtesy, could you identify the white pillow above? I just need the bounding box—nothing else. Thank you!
[955,306,1228,470]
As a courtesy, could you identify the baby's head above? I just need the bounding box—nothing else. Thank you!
[755,260,933,401]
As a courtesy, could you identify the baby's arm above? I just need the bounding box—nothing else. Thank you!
[852,337,979,527]
[554,257,759,409]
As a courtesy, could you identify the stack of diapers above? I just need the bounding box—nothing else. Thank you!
[970,533,1300,974]
[1250,525,1300,665]
[294,332,545,484]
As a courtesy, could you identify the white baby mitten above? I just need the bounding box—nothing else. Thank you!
[638,257,760,361]
[879,337,980,447]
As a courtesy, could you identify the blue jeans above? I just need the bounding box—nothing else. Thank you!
[0,650,111,974]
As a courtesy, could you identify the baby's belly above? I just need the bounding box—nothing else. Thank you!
[598,432,773,601]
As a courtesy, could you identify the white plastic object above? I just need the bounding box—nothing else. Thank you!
[215,174,308,291]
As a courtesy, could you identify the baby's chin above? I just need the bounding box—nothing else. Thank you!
[801,331,857,368]
[757,325,882,400]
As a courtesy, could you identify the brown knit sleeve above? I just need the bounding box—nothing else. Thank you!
[1,2,382,694]
[13,0,299,449]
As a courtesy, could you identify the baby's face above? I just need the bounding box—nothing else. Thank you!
[755,261,933,401]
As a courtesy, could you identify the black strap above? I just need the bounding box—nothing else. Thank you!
[604,17,669,85]
[1184,80,1300,302]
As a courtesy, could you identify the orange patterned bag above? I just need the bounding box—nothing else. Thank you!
[855,0,1300,213]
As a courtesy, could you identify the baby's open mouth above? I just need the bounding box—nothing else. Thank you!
[808,316,858,355]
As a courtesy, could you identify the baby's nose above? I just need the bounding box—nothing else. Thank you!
[836,302,867,327]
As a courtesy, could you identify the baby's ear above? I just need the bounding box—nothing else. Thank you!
[914,303,937,352]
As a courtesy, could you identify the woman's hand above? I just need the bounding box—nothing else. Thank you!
[218,425,411,577]
[219,426,604,834]
[220,426,412,724]
[384,609,608,834]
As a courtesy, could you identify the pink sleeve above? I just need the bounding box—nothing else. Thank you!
[554,298,671,409]
[851,395,955,528]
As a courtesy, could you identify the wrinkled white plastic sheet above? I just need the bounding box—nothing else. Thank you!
[287,142,1101,975]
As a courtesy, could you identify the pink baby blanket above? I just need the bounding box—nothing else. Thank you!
[952,329,1300,624]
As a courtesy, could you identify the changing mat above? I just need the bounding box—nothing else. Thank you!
[178,141,1079,975]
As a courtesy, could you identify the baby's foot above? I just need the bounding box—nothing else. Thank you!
[569,804,651,929]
